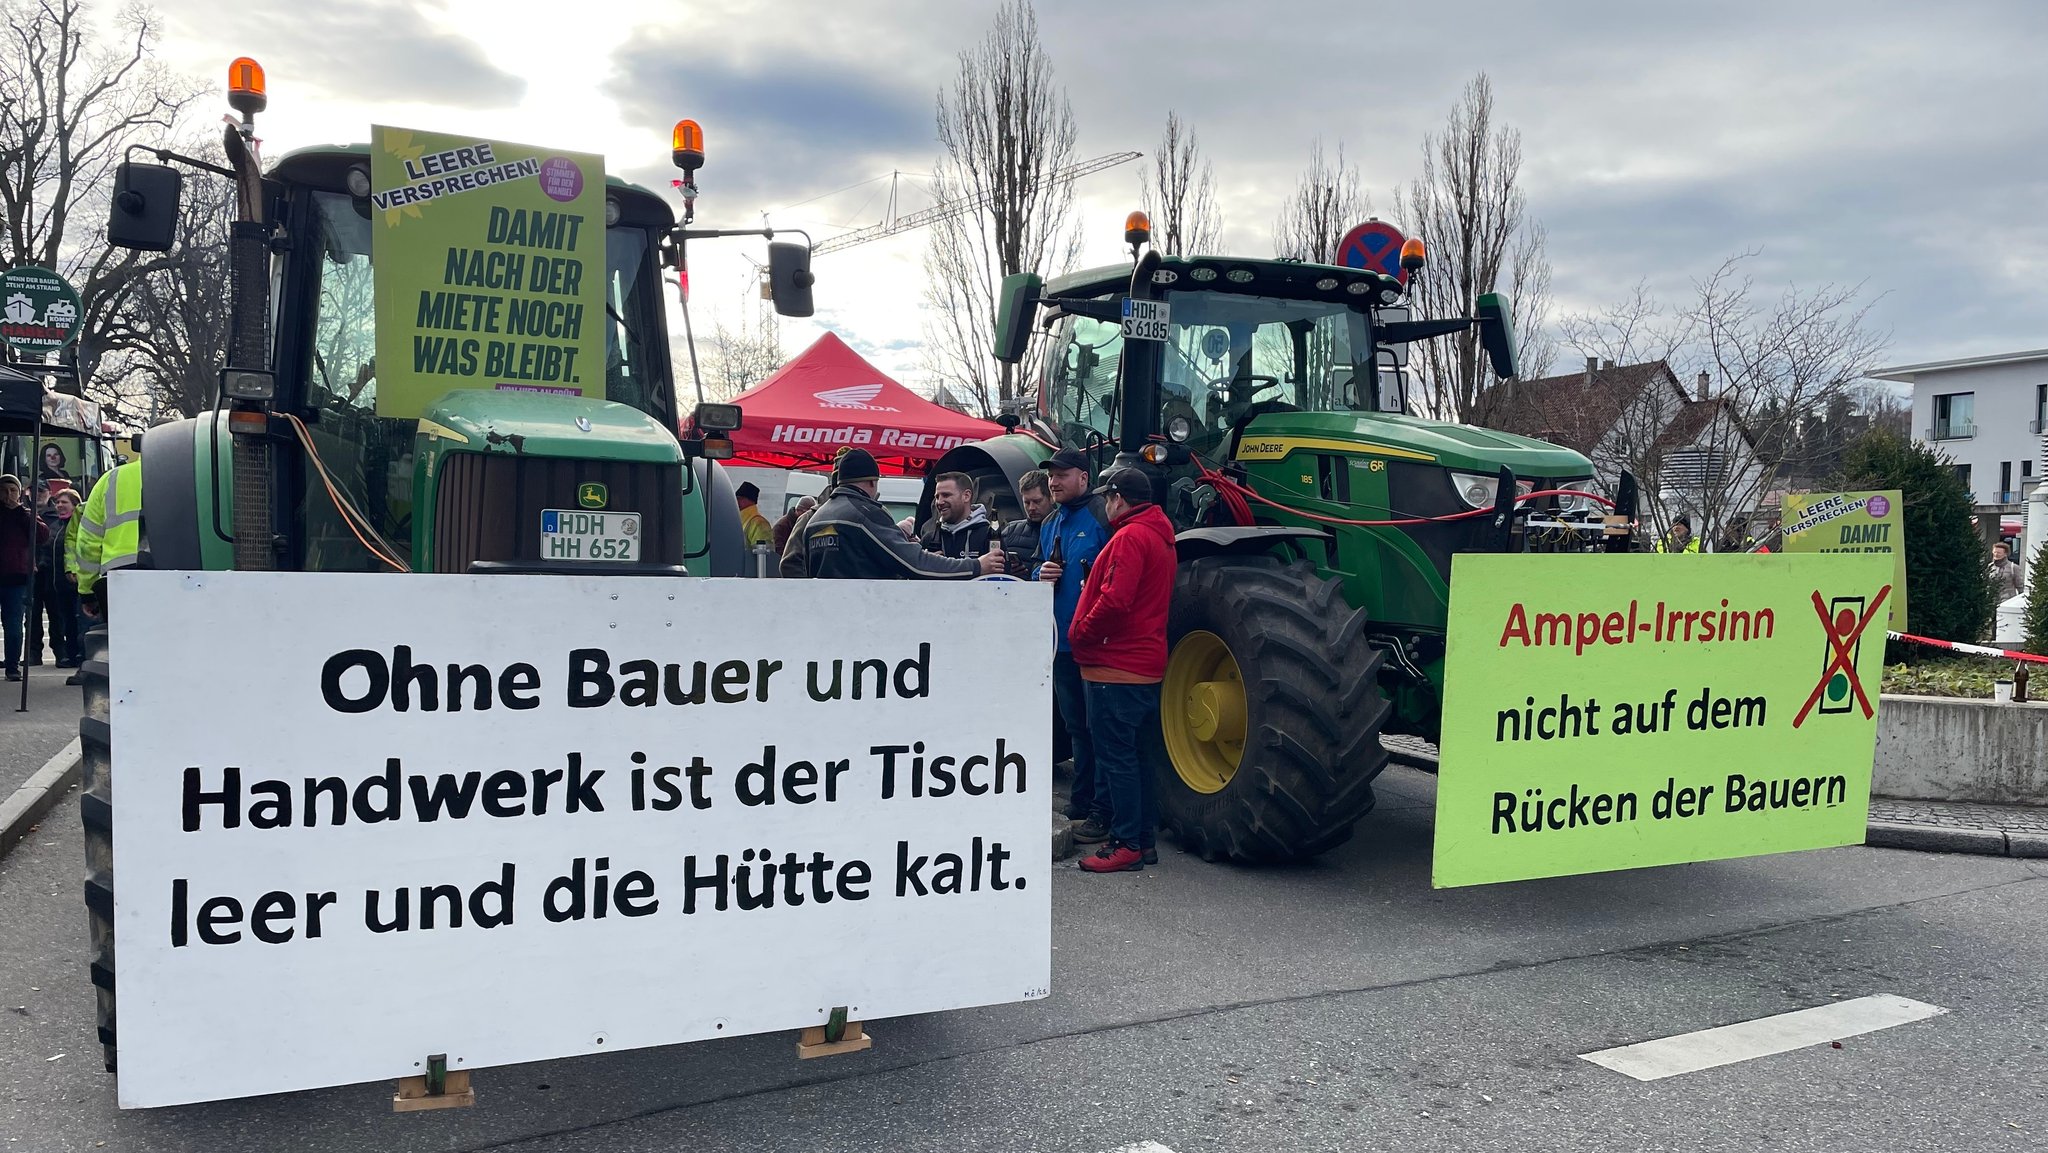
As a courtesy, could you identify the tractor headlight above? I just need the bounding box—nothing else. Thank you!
[1452,471,1499,509]
[1166,413,1194,443]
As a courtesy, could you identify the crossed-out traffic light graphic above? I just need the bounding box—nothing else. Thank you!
[1792,585,1891,729]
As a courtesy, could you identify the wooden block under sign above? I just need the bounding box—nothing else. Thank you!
[392,1069,475,1112]
[796,1020,873,1059]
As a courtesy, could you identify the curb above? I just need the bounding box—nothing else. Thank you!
[1865,817,2048,859]
[0,738,82,858]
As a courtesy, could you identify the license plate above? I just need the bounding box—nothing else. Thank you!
[1121,298,1170,342]
[541,508,640,562]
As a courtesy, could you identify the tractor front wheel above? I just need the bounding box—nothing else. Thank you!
[1152,556,1389,862]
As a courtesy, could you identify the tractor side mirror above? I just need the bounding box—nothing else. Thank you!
[1476,292,1519,380]
[994,272,1042,364]
[108,162,182,252]
[767,241,814,318]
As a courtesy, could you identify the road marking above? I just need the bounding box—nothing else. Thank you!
[1098,1144,1177,1153]
[1581,994,1947,1081]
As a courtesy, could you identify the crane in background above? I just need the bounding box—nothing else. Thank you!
[803,150,1142,256]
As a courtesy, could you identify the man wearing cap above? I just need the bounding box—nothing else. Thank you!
[1036,449,1110,839]
[800,448,1004,580]
[1071,465,1176,872]
[735,481,774,551]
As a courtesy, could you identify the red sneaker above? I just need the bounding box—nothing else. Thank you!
[1079,843,1144,873]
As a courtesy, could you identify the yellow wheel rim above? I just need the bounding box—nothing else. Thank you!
[1162,630,1248,794]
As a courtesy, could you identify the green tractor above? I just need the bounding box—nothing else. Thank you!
[78,63,792,1073]
[926,220,1634,863]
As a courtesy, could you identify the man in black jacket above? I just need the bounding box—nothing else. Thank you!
[920,472,995,558]
[802,450,1003,580]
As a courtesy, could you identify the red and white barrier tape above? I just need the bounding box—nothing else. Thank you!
[1886,631,2048,665]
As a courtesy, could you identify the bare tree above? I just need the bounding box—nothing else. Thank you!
[920,0,1079,419]
[0,0,203,398]
[1141,110,1221,256]
[1272,139,1364,264]
[1401,73,1553,423]
[1549,253,1887,544]
[704,298,783,404]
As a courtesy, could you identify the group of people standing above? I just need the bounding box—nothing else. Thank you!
[770,445,1177,872]
[0,471,87,682]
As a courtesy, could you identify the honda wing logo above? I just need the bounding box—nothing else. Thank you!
[814,383,899,412]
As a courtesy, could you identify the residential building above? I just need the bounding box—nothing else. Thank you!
[1485,359,1766,545]
[1871,348,2048,515]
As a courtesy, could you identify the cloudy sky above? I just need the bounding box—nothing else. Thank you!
[149,0,2047,390]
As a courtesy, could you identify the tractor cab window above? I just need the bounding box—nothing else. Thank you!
[1156,293,1379,457]
[1164,293,1373,422]
[1041,313,1124,446]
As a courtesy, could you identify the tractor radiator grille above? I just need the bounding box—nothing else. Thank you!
[432,453,683,573]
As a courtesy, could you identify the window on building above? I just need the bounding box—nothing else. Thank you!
[1933,392,1974,440]
[2000,461,2013,501]
[2037,383,2046,432]
[1953,463,1973,499]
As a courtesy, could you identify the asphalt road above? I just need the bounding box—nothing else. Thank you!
[4,764,2045,1152]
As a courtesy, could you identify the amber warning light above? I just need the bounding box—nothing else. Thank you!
[672,120,705,173]
[1124,210,1151,246]
[227,57,266,116]
[1400,237,1426,272]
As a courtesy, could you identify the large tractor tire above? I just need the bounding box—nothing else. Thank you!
[1153,556,1390,862]
[78,623,117,1071]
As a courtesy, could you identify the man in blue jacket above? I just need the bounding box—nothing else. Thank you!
[1035,449,1110,842]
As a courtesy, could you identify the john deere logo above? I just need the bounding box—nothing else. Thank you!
[577,482,608,509]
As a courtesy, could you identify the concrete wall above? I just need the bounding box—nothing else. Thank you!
[1874,693,2048,804]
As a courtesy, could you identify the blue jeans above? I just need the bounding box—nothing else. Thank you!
[0,582,26,673]
[1053,653,1100,819]
[1085,680,1160,851]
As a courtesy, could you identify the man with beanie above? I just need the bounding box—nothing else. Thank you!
[801,449,1003,580]
[1036,449,1109,838]
[1072,466,1175,873]
[735,482,774,550]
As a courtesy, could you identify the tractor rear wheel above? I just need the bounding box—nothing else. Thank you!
[1152,556,1389,862]
[78,623,116,1071]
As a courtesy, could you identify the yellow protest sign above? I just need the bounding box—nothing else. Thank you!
[1780,490,1908,631]
[1433,554,1891,888]
[370,126,607,419]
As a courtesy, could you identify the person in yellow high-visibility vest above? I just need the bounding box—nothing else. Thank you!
[1655,514,1700,554]
[69,460,144,612]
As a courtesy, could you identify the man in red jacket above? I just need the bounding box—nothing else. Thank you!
[1070,466,1176,873]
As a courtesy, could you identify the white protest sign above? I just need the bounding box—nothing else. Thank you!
[109,572,1052,1108]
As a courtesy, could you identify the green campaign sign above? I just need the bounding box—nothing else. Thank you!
[1780,490,1908,632]
[1433,553,1892,888]
[370,126,606,419]
[0,265,83,356]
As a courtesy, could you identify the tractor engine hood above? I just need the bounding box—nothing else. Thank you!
[1237,410,1595,479]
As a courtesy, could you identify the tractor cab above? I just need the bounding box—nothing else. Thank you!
[100,61,778,580]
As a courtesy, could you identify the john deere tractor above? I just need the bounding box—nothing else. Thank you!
[78,61,799,1073]
[926,217,1634,863]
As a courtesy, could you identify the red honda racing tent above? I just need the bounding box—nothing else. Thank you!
[693,332,1002,475]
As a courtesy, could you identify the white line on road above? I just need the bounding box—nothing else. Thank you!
[1581,993,1947,1081]
[1097,1143,1178,1153]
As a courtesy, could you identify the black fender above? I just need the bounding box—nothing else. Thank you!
[138,416,211,571]
[921,437,1052,527]
[690,458,749,577]
[1174,525,1335,566]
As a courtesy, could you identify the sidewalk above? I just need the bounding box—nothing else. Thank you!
[1866,798,2048,858]
[0,662,84,796]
